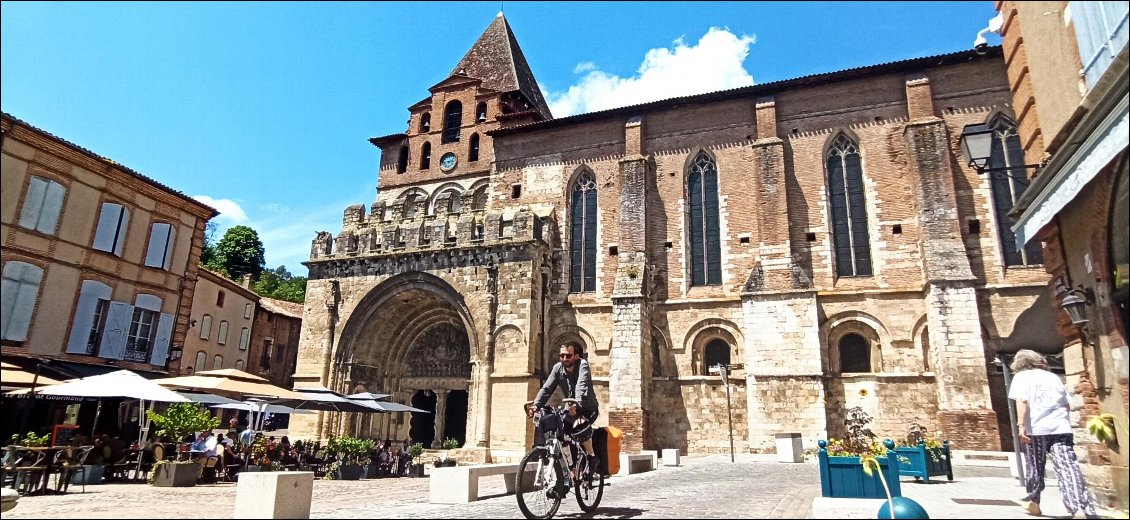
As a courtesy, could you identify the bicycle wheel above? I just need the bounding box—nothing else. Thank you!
[516,447,563,520]
[574,454,605,512]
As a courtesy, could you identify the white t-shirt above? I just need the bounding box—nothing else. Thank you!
[1008,368,1071,435]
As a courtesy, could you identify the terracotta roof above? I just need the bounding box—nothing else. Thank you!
[1,112,218,218]
[449,14,552,119]
[489,46,1004,137]
[258,297,304,319]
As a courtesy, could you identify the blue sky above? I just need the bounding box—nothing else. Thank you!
[1,1,1001,276]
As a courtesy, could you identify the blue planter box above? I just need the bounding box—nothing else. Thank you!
[818,439,903,499]
[893,441,953,483]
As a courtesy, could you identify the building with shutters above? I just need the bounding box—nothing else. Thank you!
[1,112,216,384]
[183,268,257,375]
[248,296,303,390]
[993,0,1128,507]
[290,14,1060,461]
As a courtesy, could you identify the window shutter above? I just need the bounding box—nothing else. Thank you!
[1,262,43,341]
[989,136,1023,266]
[145,223,170,267]
[239,327,250,350]
[66,281,111,354]
[218,320,229,345]
[98,301,132,360]
[200,315,212,340]
[162,226,176,269]
[150,312,174,366]
[688,170,705,286]
[39,180,65,235]
[845,153,872,276]
[18,177,48,231]
[583,187,598,291]
[703,166,722,285]
[93,203,122,252]
[113,207,130,256]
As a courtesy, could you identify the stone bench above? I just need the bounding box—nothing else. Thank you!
[618,453,656,475]
[429,463,533,504]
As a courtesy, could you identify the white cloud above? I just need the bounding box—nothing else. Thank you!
[546,27,757,117]
[193,195,249,225]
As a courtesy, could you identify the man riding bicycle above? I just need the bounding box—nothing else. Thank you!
[532,342,600,473]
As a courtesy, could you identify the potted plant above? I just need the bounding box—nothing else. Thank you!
[893,418,953,483]
[407,442,426,478]
[327,435,373,481]
[145,402,220,487]
[435,438,459,467]
[817,407,903,499]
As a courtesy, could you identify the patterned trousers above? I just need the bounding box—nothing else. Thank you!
[1023,433,1096,517]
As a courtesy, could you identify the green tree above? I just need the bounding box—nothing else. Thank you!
[210,225,266,281]
[146,403,220,459]
[199,221,219,268]
[254,265,307,304]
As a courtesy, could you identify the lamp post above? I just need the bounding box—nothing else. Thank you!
[958,124,1041,179]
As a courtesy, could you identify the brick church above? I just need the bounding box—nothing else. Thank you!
[289,14,1059,461]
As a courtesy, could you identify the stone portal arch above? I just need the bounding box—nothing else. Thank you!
[334,272,479,447]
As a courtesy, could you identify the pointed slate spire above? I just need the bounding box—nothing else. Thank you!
[450,14,553,119]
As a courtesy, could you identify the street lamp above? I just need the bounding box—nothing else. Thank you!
[1060,286,1096,327]
[958,124,1041,180]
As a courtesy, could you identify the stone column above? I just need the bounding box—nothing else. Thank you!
[903,73,999,450]
[608,116,653,453]
[432,389,450,448]
[475,265,498,448]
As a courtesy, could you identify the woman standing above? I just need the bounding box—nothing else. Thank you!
[1009,349,1097,519]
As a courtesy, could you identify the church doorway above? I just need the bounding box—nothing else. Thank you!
[409,391,437,447]
[443,390,468,446]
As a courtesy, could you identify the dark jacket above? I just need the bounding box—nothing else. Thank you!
[534,358,598,412]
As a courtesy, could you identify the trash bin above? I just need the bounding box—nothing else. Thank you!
[775,433,803,463]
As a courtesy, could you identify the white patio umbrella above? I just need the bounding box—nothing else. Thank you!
[24,370,190,477]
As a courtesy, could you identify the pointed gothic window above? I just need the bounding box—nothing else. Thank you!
[420,142,431,170]
[986,115,1043,266]
[420,113,430,133]
[397,145,409,174]
[443,101,462,143]
[469,133,480,162]
[688,152,722,286]
[827,135,873,277]
[570,170,598,292]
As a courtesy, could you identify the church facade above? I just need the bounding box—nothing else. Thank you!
[289,15,1057,461]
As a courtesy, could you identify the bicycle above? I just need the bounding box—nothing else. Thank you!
[515,399,605,520]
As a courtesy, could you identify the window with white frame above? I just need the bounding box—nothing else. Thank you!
[144,222,176,269]
[92,202,130,256]
[1,261,44,341]
[1071,1,1129,88]
[217,320,229,345]
[66,280,114,355]
[18,176,65,235]
[124,299,160,363]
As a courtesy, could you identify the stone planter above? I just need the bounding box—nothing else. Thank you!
[151,462,199,487]
[434,459,457,468]
[894,441,953,483]
[336,463,364,481]
[817,439,902,499]
[71,464,105,485]
[407,463,426,478]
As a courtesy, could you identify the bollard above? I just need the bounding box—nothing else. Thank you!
[234,471,314,519]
